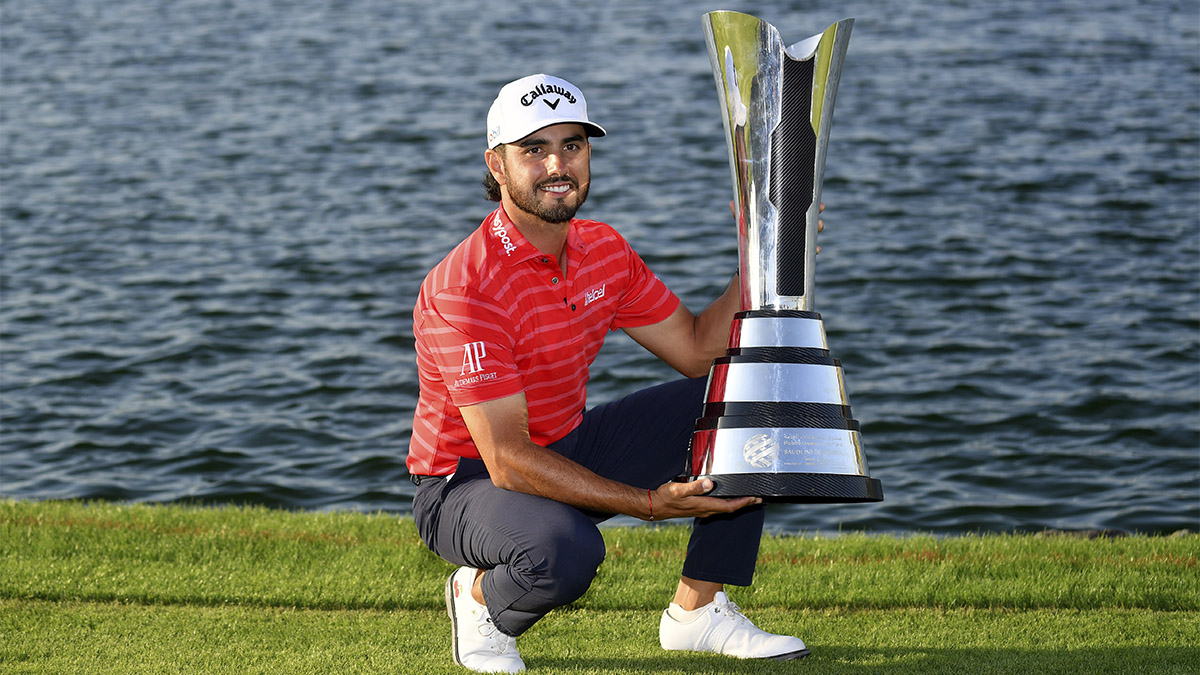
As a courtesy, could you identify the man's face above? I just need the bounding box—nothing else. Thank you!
[492,123,591,224]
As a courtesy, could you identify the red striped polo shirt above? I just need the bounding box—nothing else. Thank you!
[407,206,680,476]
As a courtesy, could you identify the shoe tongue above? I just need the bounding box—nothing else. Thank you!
[713,591,730,605]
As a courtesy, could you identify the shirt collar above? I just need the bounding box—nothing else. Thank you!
[485,206,591,267]
[484,207,542,267]
[564,218,590,258]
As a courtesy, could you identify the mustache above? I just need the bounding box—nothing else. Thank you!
[537,175,579,190]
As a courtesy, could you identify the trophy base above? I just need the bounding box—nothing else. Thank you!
[701,472,884,503]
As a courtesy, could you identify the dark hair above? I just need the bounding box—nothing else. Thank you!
[483,145,505,202]
[483,171,501,202]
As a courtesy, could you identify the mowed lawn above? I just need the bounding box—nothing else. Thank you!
[2,500,1195,674]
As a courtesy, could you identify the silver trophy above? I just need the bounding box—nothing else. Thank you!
[688,11,883,503]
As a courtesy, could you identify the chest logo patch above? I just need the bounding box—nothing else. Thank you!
[584,283,606,306]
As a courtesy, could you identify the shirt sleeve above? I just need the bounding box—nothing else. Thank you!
[417,286,526,407]
[612,241,680,329]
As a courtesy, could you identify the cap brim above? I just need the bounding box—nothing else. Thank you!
[491,120,607,148]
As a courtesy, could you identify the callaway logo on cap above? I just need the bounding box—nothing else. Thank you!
[486,74,607,148]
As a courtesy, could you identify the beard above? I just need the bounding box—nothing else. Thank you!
[505,172,589,224]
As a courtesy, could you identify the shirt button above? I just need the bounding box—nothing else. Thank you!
[551,277,559,284]
[541,257,550,264]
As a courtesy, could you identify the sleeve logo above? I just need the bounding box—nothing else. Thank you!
[454,341,499,388]
[460,341,487,375]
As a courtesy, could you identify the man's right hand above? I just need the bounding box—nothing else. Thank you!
[648,478,761,521]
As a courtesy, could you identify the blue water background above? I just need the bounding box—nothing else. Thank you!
[3,0,1198,534]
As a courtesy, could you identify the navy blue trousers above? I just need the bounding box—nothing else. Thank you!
[412,377,765,637]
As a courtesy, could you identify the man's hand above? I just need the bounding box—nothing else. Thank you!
[647,478,761,521]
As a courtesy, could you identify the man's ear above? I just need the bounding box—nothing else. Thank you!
[484,147,506,186]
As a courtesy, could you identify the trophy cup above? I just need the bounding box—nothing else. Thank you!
[688,11,883,503]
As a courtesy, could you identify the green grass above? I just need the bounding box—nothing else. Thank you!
[2,500,1196,674]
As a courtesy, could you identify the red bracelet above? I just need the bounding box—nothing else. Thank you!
[647,489,654,521]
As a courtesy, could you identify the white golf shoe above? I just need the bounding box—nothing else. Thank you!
[659,591,810,661]
[445,566,525,673]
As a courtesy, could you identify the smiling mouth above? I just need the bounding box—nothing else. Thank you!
[538,176,577,195]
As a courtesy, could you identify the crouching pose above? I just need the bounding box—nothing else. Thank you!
[407,74,810,673]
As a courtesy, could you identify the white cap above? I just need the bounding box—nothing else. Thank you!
[486,74,606,148]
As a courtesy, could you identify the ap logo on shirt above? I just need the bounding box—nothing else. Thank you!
[461,341,487,375]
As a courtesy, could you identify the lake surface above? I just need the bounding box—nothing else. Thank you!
[3,0,1197,534]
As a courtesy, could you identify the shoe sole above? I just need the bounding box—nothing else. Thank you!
[769,648,811,661]
[445,571,463,668]
[662,641,812,661]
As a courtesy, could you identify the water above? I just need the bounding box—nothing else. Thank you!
[2,0,1197,534]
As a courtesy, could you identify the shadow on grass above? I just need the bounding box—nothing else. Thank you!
[529,645,1200,673]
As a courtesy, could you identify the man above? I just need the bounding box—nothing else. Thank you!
[407,74,809,673]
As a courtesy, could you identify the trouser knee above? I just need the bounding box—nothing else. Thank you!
[534,524,606,606]
[487,515,607,636]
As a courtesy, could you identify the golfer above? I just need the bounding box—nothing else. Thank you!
[407,74,809,673]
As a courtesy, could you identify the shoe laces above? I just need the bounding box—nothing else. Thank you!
[478,616,516,655]
[713,597,752,629]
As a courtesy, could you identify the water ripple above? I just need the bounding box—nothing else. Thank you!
[2,0,1196,534]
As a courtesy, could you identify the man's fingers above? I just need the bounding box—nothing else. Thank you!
[721,496,762,510]
[667,480,762,508]
[694,494,761,514]
[679,478,715,496]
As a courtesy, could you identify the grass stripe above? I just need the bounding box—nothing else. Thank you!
[4,602,1195,674]
[2,500,1196,673]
